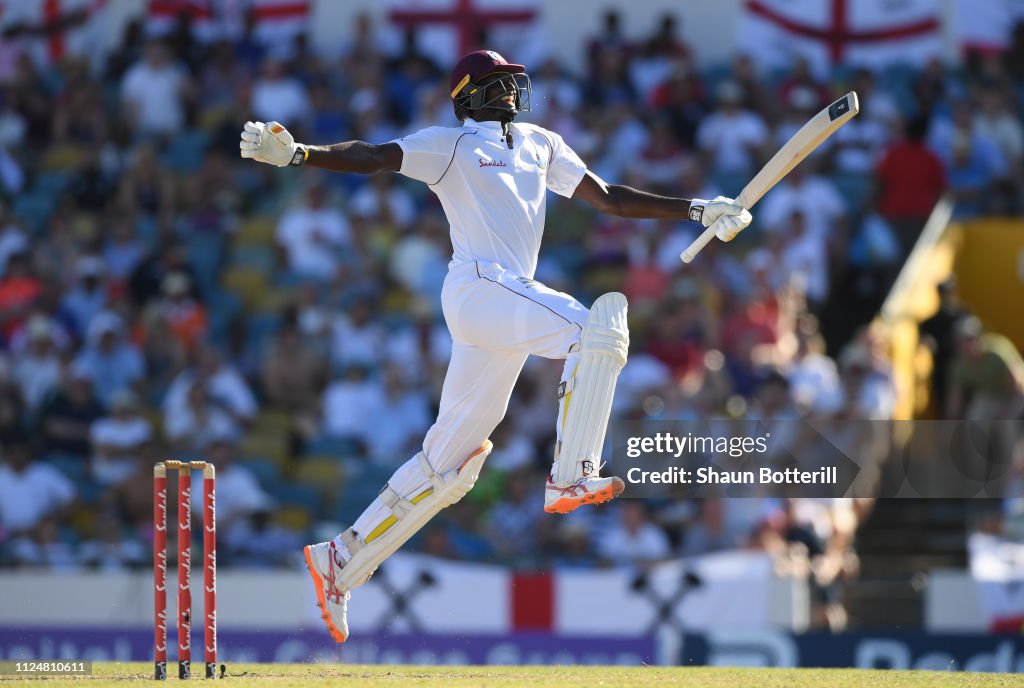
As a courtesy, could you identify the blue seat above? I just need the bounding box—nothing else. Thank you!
[161,130,210,173]
[33,171,72,195]
[306,435,363,459]
[11,192,53,233]
[206,289,242,345]
[237,457,281,490]
[332,481,383,526]
[231,244,276,273]
[833,172,872,213]
[268,482,322,513]
[186,232,226,297]
[43,453,88,483]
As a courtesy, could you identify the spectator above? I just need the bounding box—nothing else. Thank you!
[918,277,970,417]
[486,470,544,563]
[250,56,312,128]
[648,62,706,149]
[942,131,1000,220]
[645,296,709,382]
[0,215,29,276]
[831,69,898,175]
[0,249,41,343]
[775,210,830,309]
[947,317,1024,421]
[349,172,416,230]
[78,507,147,571]
[103,214,148,281]
[120,39,192,138]
[389,211,449,298]
[192,430,275,543]
[759,163,847,260]
[129,241,196,309]
[11,315,63,413]
[61,255,109,338]
[330,296,386,370]
[586,9,631,84]
[838,329,897,421]
[261,309,326,447]
[628,115,687,188]
[364,365,431,464]
[631,13,691,101]
[777,55,829,110]
[874,115,946,257]
[597,502,671,566]
[39,364,105,459]
[320,364,382,451]
[89,389,153,486]
[8,514,80,571]
[548,517,599,569]
[974,87,1024,214]
[163,377,237,451]
[787,315,844,416]
[150,272,208,353]
[0,432,76,550]
[116,143,176,220]
[774,86,828,153]
[164,343,258,438]
[275,181,350,281]
[72,311,145,408]
[696,81,769,178]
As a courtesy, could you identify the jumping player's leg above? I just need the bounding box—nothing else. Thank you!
[545,292,629,513]
[338,342,528,574]
[448,262,630,514]
[305,261,628,642]
[305,342,527,642]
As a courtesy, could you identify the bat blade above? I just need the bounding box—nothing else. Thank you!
[680,91,859,264]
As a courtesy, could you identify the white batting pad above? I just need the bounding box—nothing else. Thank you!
[554,292,629,486]
[338,441,492,591]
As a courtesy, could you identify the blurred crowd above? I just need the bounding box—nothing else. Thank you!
[0,7,1022,632]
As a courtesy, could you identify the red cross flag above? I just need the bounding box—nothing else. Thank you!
[147,0,220,42]
[246,0,310,47]
[148,0,309,47]
[737,0,943,72]
[0,0,107,68]
[386,0,545,70]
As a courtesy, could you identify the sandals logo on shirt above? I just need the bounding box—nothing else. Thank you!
[479,158,507,168]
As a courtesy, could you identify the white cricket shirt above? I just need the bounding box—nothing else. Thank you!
[392,118,587,278]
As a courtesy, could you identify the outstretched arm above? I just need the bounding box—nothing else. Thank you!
[571,170,753,241]
[305,141,402,174]
[240,121,402,174]
[571,170,694,219]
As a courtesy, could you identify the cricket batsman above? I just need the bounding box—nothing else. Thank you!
[239,50,752,642]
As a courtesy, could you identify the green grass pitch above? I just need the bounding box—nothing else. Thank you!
[1,663,1020,687]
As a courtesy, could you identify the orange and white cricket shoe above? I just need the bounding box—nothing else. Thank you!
[544,474,625,514]
[303,541,350,643]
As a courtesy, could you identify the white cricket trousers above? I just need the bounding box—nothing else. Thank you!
[340,260,587,557]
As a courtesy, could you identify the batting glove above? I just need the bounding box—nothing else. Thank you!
[239,120,308,167]
[689,196,752,242]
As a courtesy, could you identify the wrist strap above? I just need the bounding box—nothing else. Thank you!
[289,144,309,167]
[688,198,708,224]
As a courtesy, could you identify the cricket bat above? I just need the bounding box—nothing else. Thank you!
[680,91,860,264]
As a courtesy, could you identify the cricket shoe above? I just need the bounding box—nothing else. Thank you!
[544,474,625,514]
[303,541,350,643]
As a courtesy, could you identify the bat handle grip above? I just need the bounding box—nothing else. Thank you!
[680,226,717,264]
